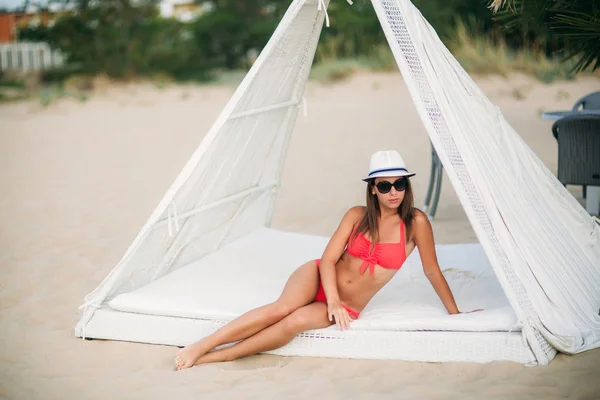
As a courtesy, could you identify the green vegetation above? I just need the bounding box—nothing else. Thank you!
[3,0,596,100]
[491,0,600,72]
[447,19,580,83]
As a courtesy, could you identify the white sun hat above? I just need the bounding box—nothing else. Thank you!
[362,150,416,181]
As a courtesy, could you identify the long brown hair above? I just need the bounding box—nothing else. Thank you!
[353,178,415,244]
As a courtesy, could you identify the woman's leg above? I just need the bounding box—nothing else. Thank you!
[192,302,332,365]
[176,260,320,369]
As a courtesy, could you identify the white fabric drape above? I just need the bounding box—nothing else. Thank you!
[371,0,600,362]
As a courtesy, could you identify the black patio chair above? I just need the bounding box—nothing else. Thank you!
[572,91,600,112]
[572,91,600,198]
[551,114,600,203]
[423,143,443,218]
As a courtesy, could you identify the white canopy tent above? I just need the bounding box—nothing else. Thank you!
[75,0,600,365]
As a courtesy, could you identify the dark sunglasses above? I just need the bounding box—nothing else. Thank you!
[375,178,408,194]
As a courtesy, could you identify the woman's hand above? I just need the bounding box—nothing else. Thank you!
[327,301,353,330]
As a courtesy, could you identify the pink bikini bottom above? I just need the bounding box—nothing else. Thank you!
[314,259,360,319]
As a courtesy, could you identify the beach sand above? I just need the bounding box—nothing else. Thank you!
[1,72,599,399]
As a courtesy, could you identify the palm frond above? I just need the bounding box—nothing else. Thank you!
[552,10,600,72]
[490,0,600,72]
[489,0,509,13]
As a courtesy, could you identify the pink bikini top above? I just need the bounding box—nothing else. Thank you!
[346,222,407,275]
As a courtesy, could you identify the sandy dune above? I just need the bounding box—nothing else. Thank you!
[1,72,599,399]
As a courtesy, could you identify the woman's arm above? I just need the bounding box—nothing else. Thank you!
[319,206,363,327]
[412,210,460,315]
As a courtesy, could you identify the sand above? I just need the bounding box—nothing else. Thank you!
[1,72,599,399]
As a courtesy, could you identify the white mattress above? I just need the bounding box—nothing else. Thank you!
[109,228,520,333]
[81,307,537,364]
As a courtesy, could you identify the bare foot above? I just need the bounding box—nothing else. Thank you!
[175,341,210,370]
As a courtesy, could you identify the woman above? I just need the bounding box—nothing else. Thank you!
[176,150,472,370]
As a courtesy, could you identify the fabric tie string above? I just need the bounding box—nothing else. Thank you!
[167,202,181,237]
[505,322,518,345]
[318,0,353,28]
[317,0,330,28]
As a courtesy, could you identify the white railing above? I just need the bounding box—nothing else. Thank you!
[0,42,65,73]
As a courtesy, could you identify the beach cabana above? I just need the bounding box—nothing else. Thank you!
[75,0,600,365]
